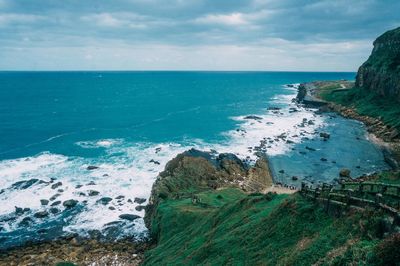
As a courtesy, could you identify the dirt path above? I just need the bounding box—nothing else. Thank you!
[263,185,298,194]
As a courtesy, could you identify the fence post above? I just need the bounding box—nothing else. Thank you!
[326,193,331,212]
[314,186,320,201]
[301,182,306,192]
[375,193,383,208]
[346,189,352,207]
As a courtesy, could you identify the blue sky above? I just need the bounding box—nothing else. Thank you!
[0,0,399,71]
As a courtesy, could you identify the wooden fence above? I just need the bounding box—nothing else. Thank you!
[300,182,400,223]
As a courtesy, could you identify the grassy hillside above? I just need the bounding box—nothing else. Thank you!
[144,187,397,265]
[320,85,400,131]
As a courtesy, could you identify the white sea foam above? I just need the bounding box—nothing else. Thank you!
[215,85,325,159]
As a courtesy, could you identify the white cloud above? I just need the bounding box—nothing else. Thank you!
[81,12,147,29]
[195,13,249,26]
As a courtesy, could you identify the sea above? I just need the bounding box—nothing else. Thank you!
[0,71,390,249]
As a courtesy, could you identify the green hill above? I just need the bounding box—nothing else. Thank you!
[143,152,400,265]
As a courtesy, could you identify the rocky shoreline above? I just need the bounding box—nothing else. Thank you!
[297,81,400,170]
[0,237,149,266]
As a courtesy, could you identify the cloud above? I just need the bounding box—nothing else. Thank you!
[195,13,249,26]
[80,12,148,29]
[0,0,398,70]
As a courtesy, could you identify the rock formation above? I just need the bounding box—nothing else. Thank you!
[144,149,273,230]
[356,27,400,101]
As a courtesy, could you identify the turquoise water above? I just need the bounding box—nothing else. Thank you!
[0,71,389,249]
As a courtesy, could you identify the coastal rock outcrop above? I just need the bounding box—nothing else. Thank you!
[144,149,273,231]
[355,27,400,101]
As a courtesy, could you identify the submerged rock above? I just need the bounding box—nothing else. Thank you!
[119,214,140,221]
[34,211,49,218]
[98,197,112,205]
[51,182,62,190]
[320,132,330,140]
[40,199,49,206]
[49,193,61,201]
[88,190,100,196]
[244,115,262,120]
[135,205,146,211]
[19,217,33,227]
[63,199,78,209]
[11,179,47,190]
[134,198,146,204]
[87,165,99,170]
[49,208,60,214]
[149,159,160,165]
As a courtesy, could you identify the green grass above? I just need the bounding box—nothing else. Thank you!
[144,188,391,265]
[320,86,400,131]
[375,171,400,185]
[55,263,77,266]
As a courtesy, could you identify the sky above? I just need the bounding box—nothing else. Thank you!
[0,0,399,71]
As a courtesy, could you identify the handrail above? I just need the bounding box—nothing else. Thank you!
[300,181,400,218]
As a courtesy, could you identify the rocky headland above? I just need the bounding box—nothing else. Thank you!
[296,27,400,170]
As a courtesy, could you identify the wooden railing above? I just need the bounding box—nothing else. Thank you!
[300,182,400,223]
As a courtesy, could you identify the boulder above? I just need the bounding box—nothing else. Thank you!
[244,115,262,120]
[320,132,330,140]
[339,168,351,178]
[119,214,141,221]
[87,165,99,170]
[63,199,78,209]
[19,217,33,227]
[51,182,62,190]
[49,208,60,214]
[15,207,24,215]
[88,190,100,196]
[49,193,61,201]
[11,178,47,190]
[40,199,49,206]
[134,197,146,204]
[97,197,112,205]
[34,211,49,218]
[135,205,146,211]
[50,200,61,206]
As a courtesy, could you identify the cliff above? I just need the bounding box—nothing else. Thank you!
[144,149,273,237]
[356,27,400,101]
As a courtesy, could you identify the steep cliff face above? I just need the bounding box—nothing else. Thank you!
[356,27,400,101]
[144,149,273,234]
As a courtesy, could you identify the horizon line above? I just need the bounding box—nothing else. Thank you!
[0,70,357,73]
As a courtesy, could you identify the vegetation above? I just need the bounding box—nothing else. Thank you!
[319,85,400,131]
[144,186,396,265]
